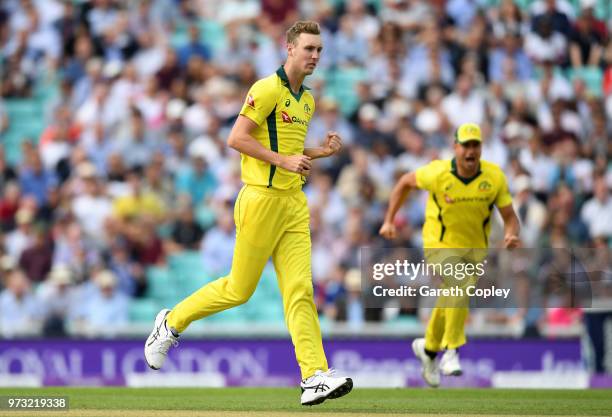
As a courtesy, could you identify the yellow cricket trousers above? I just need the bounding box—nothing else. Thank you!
[166,184,328,379]
[423,249,484,352]
[424,302,469,352]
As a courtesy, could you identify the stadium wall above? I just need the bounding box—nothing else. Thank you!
[2,338,609,389]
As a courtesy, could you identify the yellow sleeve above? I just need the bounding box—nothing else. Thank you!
[145,194,166,218]
[112,197,131,219]
[495,170,513,208]
[415,160,444,191]
[240,79,277,126]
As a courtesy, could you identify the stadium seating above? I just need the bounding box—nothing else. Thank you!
[140,254,286,324]
[2,99,46,165]
[170,19,227,56]
[325,67,368,116]
[145,266,180,307]
[567,66,604,97]
[129,298,160,323]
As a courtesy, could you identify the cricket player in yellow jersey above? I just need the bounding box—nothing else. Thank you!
[144,21,353,405]
[379,122,520,387]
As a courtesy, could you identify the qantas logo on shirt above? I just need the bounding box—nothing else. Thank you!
[291,116,308,126]
[246,94,255,108]
[280,111,309,126]
[444,193,489,204]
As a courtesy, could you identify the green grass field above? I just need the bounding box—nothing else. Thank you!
[1,388,611,417]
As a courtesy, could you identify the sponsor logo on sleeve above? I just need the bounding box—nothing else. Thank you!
[246,94,255,108]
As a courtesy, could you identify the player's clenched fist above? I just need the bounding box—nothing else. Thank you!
[323,131,342,156]
[379,221,397,240]
[279,154,312,174]
[504,234,521,249]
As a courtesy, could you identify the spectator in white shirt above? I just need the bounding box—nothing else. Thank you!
[441,73,486,128]
[513,175,547,247]
[71,162,112,243]
[36,265,79,335]
[0,268,42,337]
[80,270,129,335]
[524,16,567,65]
[4,209,35,261]
[581,176,612,241]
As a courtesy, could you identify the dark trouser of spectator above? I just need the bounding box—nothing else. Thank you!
[42,315,66,337]
[584,311,612,373]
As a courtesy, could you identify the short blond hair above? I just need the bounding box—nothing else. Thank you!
[286,21,320,45]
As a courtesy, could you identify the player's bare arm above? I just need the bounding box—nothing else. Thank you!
[379,171,419,240]
[304,131,342,160]
[498,204,521,248]
[228,115,312,174]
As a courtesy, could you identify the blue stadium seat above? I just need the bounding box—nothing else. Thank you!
[325,67,367,116]
[177,274,210,298]
[243,268,286,323]
[128,298,160,323]
[567,66,603,97]
[32,77,59,102]
[170,19,227,57]
[247,299,285,324]
[569,0,610,20]
[206,303,249,324]
[2,99,46,165]
[4,99,41,118]
[145,266,180,305]
[198,19,227,55]
[328,0,383,11]
[167,250,214,299]
[170,25,189,49]
[168,250,206,274]
[514,0,534,12]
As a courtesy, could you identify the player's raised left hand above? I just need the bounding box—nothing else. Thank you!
[322,131,342,156]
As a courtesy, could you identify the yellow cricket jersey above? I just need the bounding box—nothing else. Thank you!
[239,65,315,190]
[112,192,165,220]
[416,159,513,249]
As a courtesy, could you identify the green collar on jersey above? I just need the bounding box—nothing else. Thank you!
[276,65,310,102]
[451,158,482,185]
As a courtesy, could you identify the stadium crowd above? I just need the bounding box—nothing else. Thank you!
[0,0,610,347]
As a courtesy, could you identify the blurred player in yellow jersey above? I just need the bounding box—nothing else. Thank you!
[380,123,521,387]
[144,21,353,405]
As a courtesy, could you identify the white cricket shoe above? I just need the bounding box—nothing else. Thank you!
[440,349,463,376]
[300,369,353,406]
[144,309,179,370]
[412,338,440,387]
